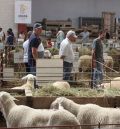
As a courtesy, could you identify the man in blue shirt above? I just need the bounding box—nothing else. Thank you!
[28,23,42,76]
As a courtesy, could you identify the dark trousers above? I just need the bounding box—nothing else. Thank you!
[29,63,38,89]
[24,63,30,74]
[63,61,73,81]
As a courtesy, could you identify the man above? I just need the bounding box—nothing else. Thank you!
[56,28,65,49]
[79,27,90,45]
[59,30,77,81]
[28,23,42,76]
[0,27,5,42]
[23,31,32,74]
[91,30,105,88]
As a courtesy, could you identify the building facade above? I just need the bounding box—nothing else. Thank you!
[1,0,120,33]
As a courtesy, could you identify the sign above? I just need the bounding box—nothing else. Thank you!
[15,0,32,24]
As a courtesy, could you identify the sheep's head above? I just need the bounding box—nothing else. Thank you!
[22,74,37,81]
[50,97,66,109]
[0,92,17,108]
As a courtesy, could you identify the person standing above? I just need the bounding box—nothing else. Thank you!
[56,28,65,49]
[23,31,32,74]
[0,27,5,42]
[79,27,90,45]
[91,30,105,88]
[59,30,77,81]
[28,23,42,76]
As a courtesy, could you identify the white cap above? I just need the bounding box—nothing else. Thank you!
[66,30,77,38]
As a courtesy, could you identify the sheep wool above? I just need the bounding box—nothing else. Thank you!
[0,92,81,129]
[12,74,36,90]
[103,77,120,89]
[78,55,113,72]
[52,81,70,90]
[51,97,120,129]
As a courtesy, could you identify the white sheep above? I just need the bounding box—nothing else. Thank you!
[51,97,120,129]
[102,77,120,89]
[78,55,113,72]
[78,55,92,72]
[44,49,52,58]
[0,92,81,129]
[52,81,70,90]
[12,74,36,90]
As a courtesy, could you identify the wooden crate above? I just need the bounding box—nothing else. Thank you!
[36,59,63,85]
[3,68,14,81]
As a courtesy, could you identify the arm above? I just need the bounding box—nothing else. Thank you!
[60,55,65,59]
[32,47,38,60]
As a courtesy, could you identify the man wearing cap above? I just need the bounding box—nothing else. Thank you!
[59,30,77,81]
[28,23,42,80]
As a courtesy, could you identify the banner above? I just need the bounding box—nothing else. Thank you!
[15,0,32,24]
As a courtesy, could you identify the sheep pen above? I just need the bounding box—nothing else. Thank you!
[51,97,120,129]
[78,55,113,72]
[0,91,80,129]
[12,74,36,90]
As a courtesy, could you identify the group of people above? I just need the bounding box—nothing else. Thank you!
[0,23,108,89]
[0,27,15,45]
[59,28,106,89]
[22,23,106,89]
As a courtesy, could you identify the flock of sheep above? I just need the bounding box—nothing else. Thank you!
[0,74,119,129]
[1,91,120,129]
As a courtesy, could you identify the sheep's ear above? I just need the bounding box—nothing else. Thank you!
[33,75,37,80]
[59,97,65,104]
[58,103,64,110]
[21,75,28,80]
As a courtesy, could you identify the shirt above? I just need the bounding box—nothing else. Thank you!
[37,42,44,52]
[23,39,29,63]
[80,31,90,43]
[59,38,74,63]
[92,37,103,62]
[28,33,41,66]
[56,30,65,44]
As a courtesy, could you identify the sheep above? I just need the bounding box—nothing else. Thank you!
[0,91,80,129]
[44,49,52,58]
[78,55,113,72]
[12,74,36,90]
[102,77,120,89]
[51,97,120,129]
[52,81,70,90]
[78,55,92,72]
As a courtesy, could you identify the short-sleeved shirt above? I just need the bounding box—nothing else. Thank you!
[23,39,29,63]
[80,31,89,43]
[56,30,65,44]
[92,37,103,62]
[59,38,74,63]
[28,33,41,66]
[6,35,14,45]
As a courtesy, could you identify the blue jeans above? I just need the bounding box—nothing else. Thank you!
[29,65,36,76]
[93,61,103,87]
[63,61,73,81]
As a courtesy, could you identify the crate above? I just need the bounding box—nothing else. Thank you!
[36,59,63,85]
[45,20,72,30]
[3,68,14,81]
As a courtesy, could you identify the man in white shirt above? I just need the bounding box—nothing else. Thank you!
[23,31,32,74]
[56,28,65,49]
[59,30,77,81]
